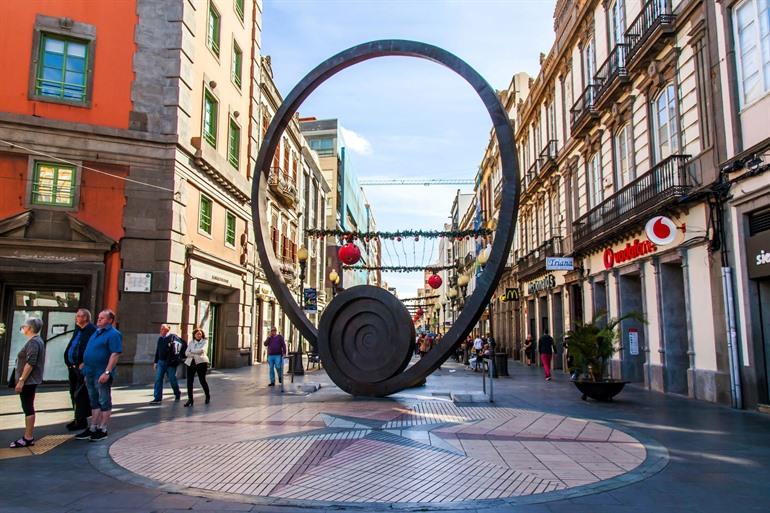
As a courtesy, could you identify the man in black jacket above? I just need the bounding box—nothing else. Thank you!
[63,308,97,430]
[149,324,186,404]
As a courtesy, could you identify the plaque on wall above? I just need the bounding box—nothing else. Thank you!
[124,272,152,293]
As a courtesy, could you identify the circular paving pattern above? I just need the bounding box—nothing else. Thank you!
[109,400,649,505]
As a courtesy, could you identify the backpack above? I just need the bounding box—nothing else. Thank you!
[167,336,186,366]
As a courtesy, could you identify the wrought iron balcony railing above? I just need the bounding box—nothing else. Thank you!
[268,167,299,206]
[539,139,558,171]
[517,236,563,281]
[570,84,599,134]
[594,43,629,105]
[625,0,675,65]
[572,154,693,253]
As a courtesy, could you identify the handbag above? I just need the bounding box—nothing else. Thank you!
[8,368,16,388]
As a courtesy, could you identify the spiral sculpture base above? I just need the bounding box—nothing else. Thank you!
[318,286,415,396]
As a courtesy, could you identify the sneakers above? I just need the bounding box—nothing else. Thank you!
[148,400,162,405]
[66,420,87,431]
[546,377,552,381]
[90,429,108,442]
[74,428,95,440]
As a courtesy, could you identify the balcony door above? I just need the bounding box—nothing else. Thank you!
[609,0,626,48]
[653,83,680,162]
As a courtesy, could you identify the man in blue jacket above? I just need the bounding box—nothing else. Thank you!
[75,309,122,442]
[63,309,96,431]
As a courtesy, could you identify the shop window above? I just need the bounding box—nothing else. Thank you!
[225,211,236,247]
[207,1,221,57]
[653,83,680,162]
[734,0,770,106]
[203,89,218,147]
[232,41,243,89]
[31,161,77,207]
[199,194,213,235]
[228,117,240,168]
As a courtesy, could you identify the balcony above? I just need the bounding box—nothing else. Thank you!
[268,167,299,207]
[625,0,676,71]
[572,154,693,253]
[570,84,599,136]
[594,43,630,109]
[539,140,558,174]
[517,237,563,282]
[494,179,503,207]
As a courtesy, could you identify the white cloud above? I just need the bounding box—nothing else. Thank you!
[340,127,373,155]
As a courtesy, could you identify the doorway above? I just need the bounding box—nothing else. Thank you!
[570,283,583,328]
[5,289,82,382]
[528,299,536,339]
[619,273,646,382]
[539,295,549,338]
[593,279,607,325]
[553,291,564,369]
[196,300,220,368]
[660,262,689,395]
[756,278,770,403]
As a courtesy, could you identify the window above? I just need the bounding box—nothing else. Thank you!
[653,83,680,161]
[584,38,596,87]
[207,2,221,57]
[231,41,242,89]
[228,118,240,168]
[734,0,770,105]
[34,34,89,103]
[203,90,218,147]
[199,195,213,235]
[588,152,603,209]
[613,124,635,189]
[609,0,626,48]
[225,211,236,247]
[31,162,76,207]
[234,0,245,22]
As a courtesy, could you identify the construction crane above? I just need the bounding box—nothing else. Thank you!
[359,178,474,186]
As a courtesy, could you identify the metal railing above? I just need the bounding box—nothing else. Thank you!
[268,167,298,204]
[594,43,629,101]
[539,140,558,169]
[572,154,692,251]
[625,0,675,63]
[517,236,563,280]
[494,179,503,205]
[570,84,599,132]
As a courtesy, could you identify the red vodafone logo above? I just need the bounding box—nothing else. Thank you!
[645,216,677,245]
[603,239,657,269]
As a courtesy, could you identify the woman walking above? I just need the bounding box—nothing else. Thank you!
[184,328,210,407]
[10,318,46,448]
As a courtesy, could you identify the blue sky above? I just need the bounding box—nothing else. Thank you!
[262,0,556,295]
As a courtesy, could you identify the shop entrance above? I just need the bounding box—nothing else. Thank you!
[593,280,607,325]
[756,278,770,402]
[619,273,645,382]
[660,262,689,395]
[196,300,220,368]
[539,295,549,338]
[527,299,536,339]
[570,283,583,327]
[4,288,82,382]
[553,291,564,369]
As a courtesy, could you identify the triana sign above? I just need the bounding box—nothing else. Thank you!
[499,287,520,302]
[546,256,574,271]
[527,274,556,294]
[746,230,770,279]
[603,239,657,269]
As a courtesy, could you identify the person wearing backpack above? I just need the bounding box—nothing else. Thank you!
[149,324,186,404]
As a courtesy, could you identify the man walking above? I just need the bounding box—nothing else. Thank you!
[63,309,96,431]
[75,310,122,441]
[538,330,555,381]
[149,324,185,404]
[264,326,286,387]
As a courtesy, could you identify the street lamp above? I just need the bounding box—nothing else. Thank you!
[294,246,309,375]
[329,269,340,297]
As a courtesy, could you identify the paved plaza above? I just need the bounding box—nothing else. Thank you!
[1,360,769,512]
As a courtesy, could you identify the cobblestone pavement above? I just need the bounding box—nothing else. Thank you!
[1,359,769,512]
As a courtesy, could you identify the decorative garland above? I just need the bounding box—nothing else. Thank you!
[306,228,493,241]
[342,265,456,273]
[399,295,440,301]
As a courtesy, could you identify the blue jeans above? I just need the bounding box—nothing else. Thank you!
[153,361,180,401]
[84,369,114,412]
[267,355,283,384]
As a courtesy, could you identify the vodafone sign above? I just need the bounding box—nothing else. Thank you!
[645,216,677,245]
[603,239,657,269]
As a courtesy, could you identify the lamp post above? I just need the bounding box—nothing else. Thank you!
[329,269,340,297]
[293,246,309,376]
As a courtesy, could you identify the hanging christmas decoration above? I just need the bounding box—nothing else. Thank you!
[338,243,361,265]
[427,273,442,289]
[342,264,455,273]
[398,295,440,301]
[306,228,493,240]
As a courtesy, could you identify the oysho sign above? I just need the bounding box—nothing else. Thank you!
[528,274,556,294]
[603,239,657,270]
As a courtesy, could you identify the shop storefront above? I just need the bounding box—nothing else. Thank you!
[518,272,569,369]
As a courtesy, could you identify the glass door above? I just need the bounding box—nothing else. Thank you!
[196,300,219,368]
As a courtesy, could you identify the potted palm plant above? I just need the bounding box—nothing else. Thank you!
[565,311,645,401]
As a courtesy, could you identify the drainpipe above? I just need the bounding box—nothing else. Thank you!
[721,266,742,409]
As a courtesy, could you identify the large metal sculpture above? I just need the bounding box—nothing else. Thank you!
[252,40,519,397]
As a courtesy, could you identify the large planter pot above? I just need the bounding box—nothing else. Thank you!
[572,379,629,402]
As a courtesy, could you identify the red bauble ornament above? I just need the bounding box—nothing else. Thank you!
[427,273,442,289]
[414,236,419,242]
[338,242,361,265]
[396,236,402,242]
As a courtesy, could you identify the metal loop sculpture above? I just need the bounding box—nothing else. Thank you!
[251,40,520,397]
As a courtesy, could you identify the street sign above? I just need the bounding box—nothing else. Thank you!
[303,288,317,314]
[546,257,574,271]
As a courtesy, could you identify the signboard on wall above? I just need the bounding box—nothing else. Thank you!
[628,328,640,356]
[527,274,556,295]
[546,257,574,271]
[123,272,152,293]
[746,230,770,279]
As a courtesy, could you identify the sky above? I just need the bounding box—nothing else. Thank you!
[262,0,556,296]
